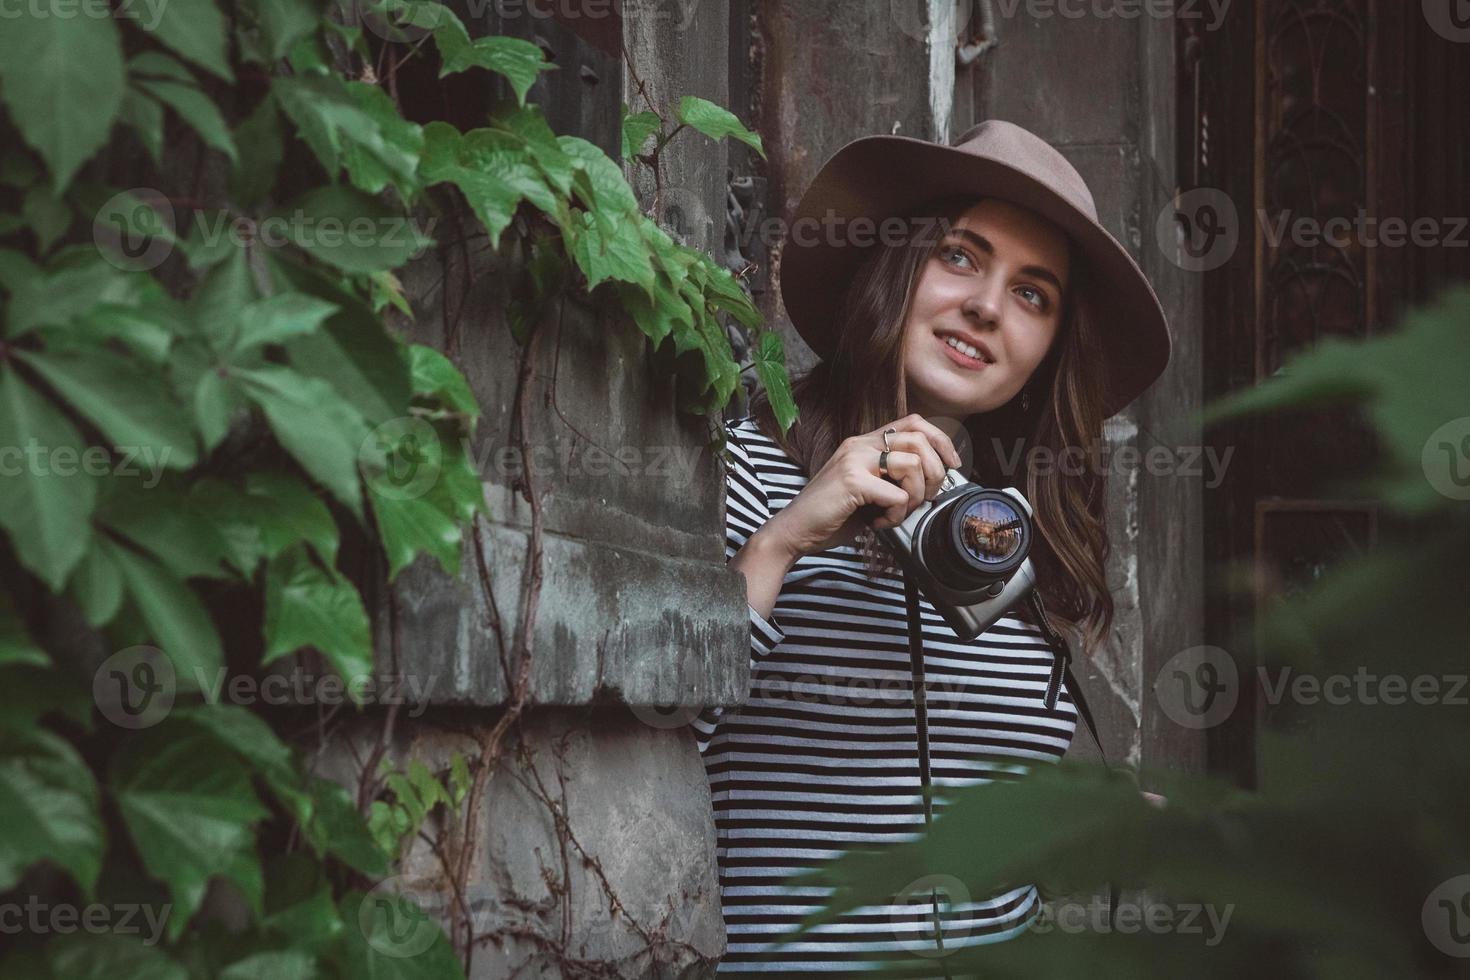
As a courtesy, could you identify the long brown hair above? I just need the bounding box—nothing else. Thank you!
[747,196,1115,659]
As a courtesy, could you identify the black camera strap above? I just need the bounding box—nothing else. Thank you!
[903,575,954,979]
[902,575,1112,970]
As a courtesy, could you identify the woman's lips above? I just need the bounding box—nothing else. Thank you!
[938,334,990,371]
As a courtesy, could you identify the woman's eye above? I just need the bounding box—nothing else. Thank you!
[940,244,974,269]
[1016,285,1047,310]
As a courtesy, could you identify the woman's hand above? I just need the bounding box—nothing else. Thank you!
[759,414,964,560]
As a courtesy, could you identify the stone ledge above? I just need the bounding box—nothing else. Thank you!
[379,518,752,709]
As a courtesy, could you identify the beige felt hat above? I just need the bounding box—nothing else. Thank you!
[779,119,1171,418]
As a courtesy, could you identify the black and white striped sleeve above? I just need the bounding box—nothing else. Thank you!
[689,420,787,755]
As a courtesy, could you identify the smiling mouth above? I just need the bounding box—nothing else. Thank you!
[937,333,993,370]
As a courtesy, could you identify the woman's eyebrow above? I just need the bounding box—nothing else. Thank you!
[948,227,1066,294]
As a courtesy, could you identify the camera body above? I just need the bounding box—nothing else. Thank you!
[876,469,1037,641]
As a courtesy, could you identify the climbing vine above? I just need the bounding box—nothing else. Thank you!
[0,0,793,974]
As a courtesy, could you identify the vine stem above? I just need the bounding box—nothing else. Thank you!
[450,298,549,970]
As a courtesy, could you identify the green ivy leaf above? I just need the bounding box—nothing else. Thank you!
[69,540,125,628]
[230,96,285,210]
[234,293,339,351]
[220,950,317,980]
[271,257,413,425]
[0,249,42,295]
[752,328,798,433]
[135,78,240,164]
[17,347,199,469]
[0,666,93,736]
[21,185,72,253]
[272,185,430,274]
[336,890,466,979]
[123,0,233,81]
[434,15,553,106]
[5,260,138,336]
[189,245,259,351]
[409,345,479,420]
[614,276,693,348]
[486,103,575,197]
[560,134,640,214]
[370,482,462,579]
[0,364,97,590]
[236,365,370,517]
[95,478,236,581]
[620,105,661,160]
[127,51,197,83]
[110,722,269,938]
[271,75,419,195]
[243,0,324,62]
[262,543,374,686]
[695,258,762,329]
[0,14,125,193]
[420,122,555,248]
[241,471,340,565]
[0,593,48,668]
[0,727,104,895]
[341,81,424,199]
[175,705,310,824]
[565,208,656,296]
[262,852,346,952]
[118,89,166,166]
[46,932,187,980]
[675,95,765,158]
[101,537,225,691]
[302,776,388,877]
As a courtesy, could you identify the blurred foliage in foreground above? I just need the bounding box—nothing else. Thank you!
[786,287,1470,977]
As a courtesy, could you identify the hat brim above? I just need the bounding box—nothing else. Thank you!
[778,135,1171,419]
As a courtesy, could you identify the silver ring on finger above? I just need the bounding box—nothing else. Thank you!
[882,427,897,452]
[878,449,891,478]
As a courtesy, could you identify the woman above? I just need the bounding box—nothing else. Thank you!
[691,120,1171,975]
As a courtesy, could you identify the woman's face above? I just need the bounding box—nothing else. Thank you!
[900,198,1070,419]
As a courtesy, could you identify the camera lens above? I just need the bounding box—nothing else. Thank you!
[955,496,1025,565]
[920,489,1030,586]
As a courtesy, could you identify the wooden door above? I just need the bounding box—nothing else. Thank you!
[1182,0,1470,786]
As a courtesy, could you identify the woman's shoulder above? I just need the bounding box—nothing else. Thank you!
[723,414,806,493]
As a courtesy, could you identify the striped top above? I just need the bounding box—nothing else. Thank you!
[693,415,1079,976]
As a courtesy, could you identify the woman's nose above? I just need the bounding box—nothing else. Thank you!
[961,273,1005,326]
